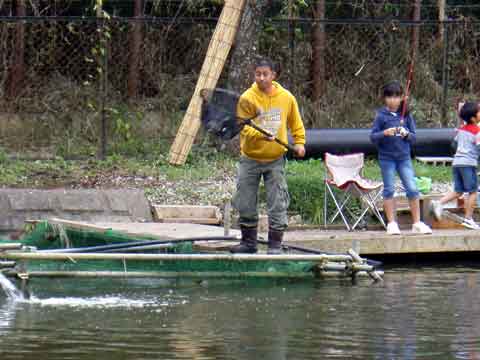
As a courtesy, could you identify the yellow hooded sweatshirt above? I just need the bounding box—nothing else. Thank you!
[237,81,306,162]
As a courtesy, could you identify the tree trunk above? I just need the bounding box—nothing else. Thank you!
[411,0,421,62]
[311,0,326,101]
[128,0,143,98]
[6,0,26,99]
[227,0,271,92]
[437,0,445,43]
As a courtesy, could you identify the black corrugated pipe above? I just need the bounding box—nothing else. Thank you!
[296,128,456,159]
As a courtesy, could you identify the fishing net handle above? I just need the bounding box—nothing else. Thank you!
[242,118,296,152]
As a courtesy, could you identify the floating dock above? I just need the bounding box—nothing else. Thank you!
[92,222,480,256]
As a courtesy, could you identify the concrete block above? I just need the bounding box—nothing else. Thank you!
[8,190,53,211]
[0,189,152,231]
[104,190,152,221]
[59,192,104,212]
[152,205,222,224]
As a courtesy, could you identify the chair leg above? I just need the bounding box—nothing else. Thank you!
[325,183,351,231]
[331,191,353,223]
[367,189,387,228]
[324,181,328,229]
[352,188,386,230]
[350,185,369,230]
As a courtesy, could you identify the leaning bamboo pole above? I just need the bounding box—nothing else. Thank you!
[168,0,247,165]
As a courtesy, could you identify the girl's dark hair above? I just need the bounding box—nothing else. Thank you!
[460,102,479,124]
[382,81,403,97]
[254,58,276,72]
[382,81,410,115]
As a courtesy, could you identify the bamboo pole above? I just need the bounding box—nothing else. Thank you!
[3,269,383,279]
[348,248,383,282]
[347,248,363,263]
[2,252,353,262]
[0,261,16,268]
[320,262,373,272]
[0,243,22,250]
[5,270,314,279]
[168,0,247,165]
[48,218,111,232]
[316,270,384,278]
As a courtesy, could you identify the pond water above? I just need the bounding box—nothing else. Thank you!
[1,267,480,359]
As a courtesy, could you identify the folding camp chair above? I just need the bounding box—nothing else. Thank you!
[324,153,386,231]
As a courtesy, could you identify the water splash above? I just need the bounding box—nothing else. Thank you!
[0,272,24,301]
[25,296,156,308]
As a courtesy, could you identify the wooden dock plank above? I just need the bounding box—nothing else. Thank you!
[284,229,480,255]
[48,220,480,256]
[96,222,240,240]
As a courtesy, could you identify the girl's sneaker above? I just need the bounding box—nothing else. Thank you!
[461,218,480,230]
[386,222,401,235]
[412,221,432,234]
[430,200,443,221]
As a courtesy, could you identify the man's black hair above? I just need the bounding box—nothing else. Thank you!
[460,102,479,124]
[382,81,403,97]
[255,58,276,72]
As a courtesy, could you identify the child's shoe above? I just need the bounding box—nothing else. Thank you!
[412,221,432,234]
[461,218,480,230]
[430,200,443,221]
[386,221,401,235]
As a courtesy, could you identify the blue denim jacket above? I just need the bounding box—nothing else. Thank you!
[370,107,417,160]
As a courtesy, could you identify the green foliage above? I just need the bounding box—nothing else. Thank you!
[286,159,325,224]
[109,106,145,156]
[0,147,8,165]
[285,159,362,225]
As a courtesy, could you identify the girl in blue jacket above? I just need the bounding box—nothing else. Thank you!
[370,81,432,235]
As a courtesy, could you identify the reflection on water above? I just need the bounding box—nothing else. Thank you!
[0,268,480,359]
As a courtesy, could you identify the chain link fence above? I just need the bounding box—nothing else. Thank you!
[1,15,479,158]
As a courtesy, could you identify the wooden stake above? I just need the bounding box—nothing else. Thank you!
[224,200,231,236]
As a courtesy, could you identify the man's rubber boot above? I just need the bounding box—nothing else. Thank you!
[230,226,257,254]
[267,229,284,255]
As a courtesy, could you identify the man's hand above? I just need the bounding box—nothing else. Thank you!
[383,127,397,137]
[294,144,306,158]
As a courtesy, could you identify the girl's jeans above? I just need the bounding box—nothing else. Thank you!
[379,158,419,199]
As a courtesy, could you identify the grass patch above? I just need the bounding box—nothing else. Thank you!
[0,146,453,224]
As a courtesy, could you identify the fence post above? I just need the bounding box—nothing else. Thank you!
[7,0,26,100]
[441,22,450,125]
[96,2,107,160]
[100,23,108,160]
[287,0,295,90]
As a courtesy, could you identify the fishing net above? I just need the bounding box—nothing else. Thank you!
[1,221,316,278]
[200,88,287,150]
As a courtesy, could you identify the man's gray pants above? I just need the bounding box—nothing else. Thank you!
[232,156,290,231]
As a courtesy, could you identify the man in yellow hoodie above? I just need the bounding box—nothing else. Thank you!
[231,59,306,254]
